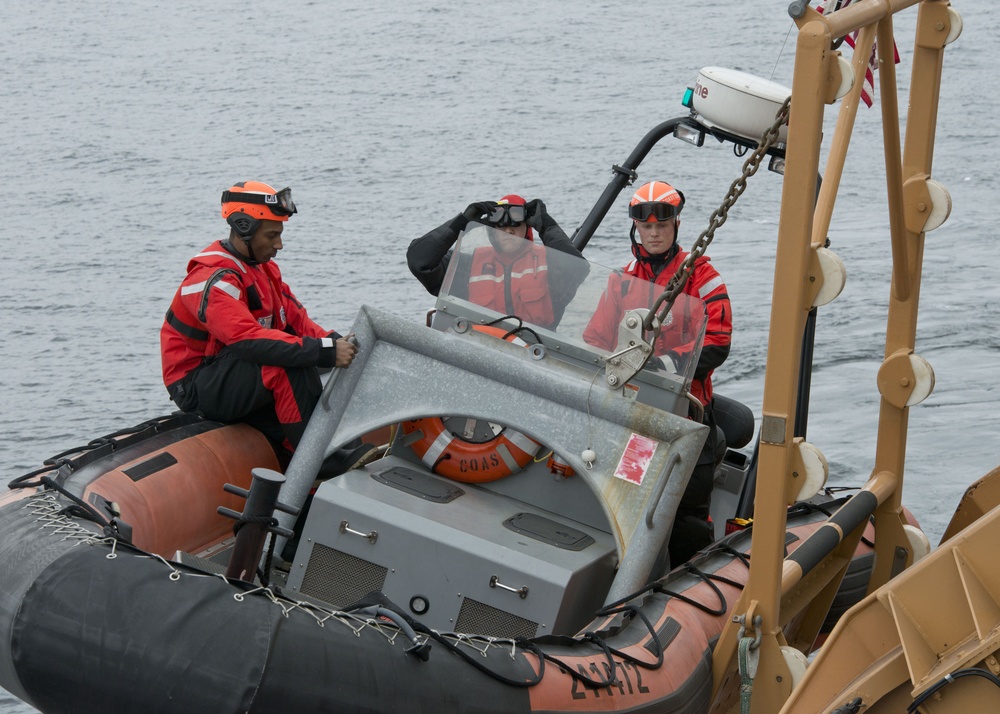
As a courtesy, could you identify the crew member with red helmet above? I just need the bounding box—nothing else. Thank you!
[407,195,586,329]
[160,181,365,462]
[585,180,733,567]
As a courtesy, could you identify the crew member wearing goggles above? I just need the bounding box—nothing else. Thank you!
[484,202,528,226]
[160,181,375,472]
[407,194,586,329]
[584,180,733,569]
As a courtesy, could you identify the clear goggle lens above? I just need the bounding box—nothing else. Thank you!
[265,187,297,216]
[485,204,527,227]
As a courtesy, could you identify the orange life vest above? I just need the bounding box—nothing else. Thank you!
[466,244,556,328]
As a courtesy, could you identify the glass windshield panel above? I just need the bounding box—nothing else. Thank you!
[438,225,707,388]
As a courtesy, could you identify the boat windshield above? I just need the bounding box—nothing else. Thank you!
[436,224,707,390]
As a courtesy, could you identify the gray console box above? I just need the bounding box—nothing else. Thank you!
[284,456,617,638]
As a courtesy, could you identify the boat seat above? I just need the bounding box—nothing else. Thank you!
[713,393,755,449]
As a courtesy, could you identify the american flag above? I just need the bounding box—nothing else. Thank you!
[816,0,900,107]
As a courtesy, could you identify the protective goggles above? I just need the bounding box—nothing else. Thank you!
[629,201,681,222]
[221,186,297,216]
[485,204,527,227]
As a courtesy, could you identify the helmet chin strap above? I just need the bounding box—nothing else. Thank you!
[222,234,260,266]
[241,235,260,265]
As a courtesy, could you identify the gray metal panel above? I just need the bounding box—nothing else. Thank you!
[284,460,617,636]
[277,305,708,599]
[430,299,691,410]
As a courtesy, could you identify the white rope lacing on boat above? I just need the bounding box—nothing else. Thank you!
[23,492,115,545]
[433,633,520,660]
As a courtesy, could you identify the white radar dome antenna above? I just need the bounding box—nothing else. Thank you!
[689,67,792,143]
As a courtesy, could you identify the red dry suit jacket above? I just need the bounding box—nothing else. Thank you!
[583,247,732,406]
[466,242,555,328]
[160,240,339,390]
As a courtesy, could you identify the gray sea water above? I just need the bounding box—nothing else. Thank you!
[2,1,998,711]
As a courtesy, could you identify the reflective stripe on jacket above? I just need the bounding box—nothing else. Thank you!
[466,243,556,328]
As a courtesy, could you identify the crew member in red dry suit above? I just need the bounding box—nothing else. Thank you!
[160,181,373,470]
[407,194,586,328]
[585,180,732,568]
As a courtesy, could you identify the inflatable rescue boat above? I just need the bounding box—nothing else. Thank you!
[0,409,874,713]
[2,2,974,705]
[0,228,879,713]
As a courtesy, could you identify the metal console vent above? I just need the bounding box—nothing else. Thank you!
[300,544,388,608]
[455,597,538,640]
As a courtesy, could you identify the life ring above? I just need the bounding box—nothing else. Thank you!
[401,324,541,483]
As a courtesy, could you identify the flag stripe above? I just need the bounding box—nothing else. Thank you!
[815,0,899,108]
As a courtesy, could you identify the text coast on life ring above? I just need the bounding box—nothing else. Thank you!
[401,324,541,483]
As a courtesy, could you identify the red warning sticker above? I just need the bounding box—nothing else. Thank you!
[613,433,659,485]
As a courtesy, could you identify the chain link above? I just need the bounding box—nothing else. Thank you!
[644,96,792,332]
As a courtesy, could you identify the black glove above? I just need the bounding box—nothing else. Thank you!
[464,200,496,221]
[525,198,552,231]
[450,201,496,233]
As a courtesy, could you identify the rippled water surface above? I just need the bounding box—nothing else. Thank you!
[2,1,997,711]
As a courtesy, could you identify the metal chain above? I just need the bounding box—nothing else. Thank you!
[644,96,792,332]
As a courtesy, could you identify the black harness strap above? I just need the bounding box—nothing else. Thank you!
[165,309,209,342]
[246,284,263,311]
[198,268,242,323]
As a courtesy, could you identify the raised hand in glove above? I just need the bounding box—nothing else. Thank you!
[463,200,496,221]
[525,198,554,231]
[524,199,580,257]
[450,201,497,233]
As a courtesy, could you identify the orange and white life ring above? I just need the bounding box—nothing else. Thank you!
[401,418,540,483]
[401,324,540,483]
